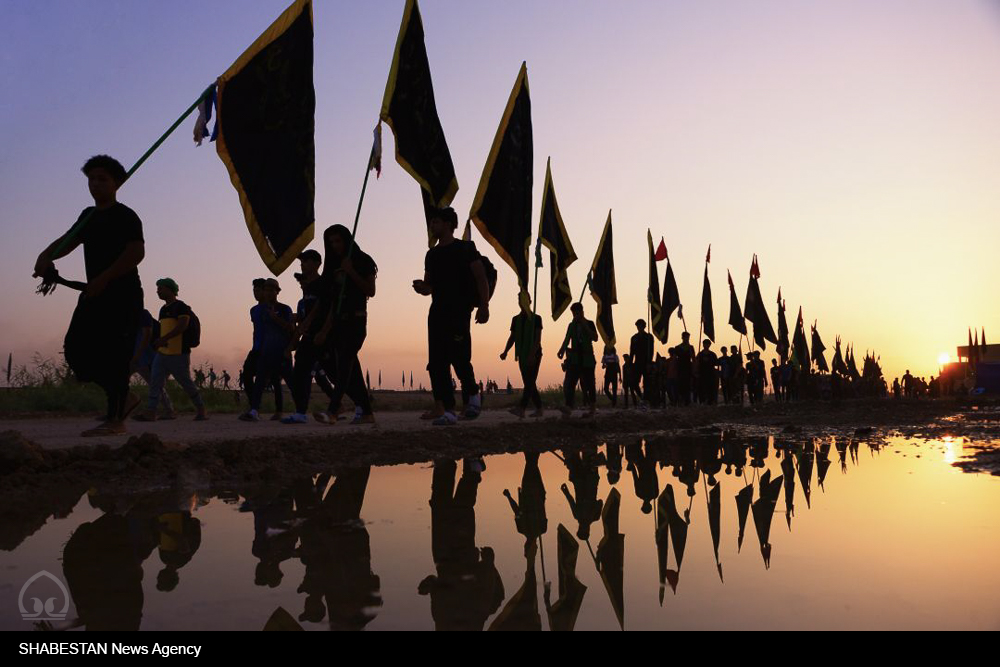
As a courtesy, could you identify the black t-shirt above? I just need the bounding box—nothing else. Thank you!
[69,203,144,295]
[328,250,377,315]
[425,240,479,316]
[630,332,654,368]
[299,275,330,337]
[697,349,718,376]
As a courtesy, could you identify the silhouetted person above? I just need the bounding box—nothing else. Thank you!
[629,320,655,401]
[558,302,599,417]
[602,345,621,408]
[500,295,543,418]
[696,340,719,405]
[34,155,145,437]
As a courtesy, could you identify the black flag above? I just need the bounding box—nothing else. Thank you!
[701,246,715,343]
[811,322,829,372]
[381,0,459,210]
[647,231,666,343]
[539,158,576,320]
[832,336,848,376]
[727,270,747,337]
[470,62,533,311]
[744,256,777,348]
[661,258,681,340]
[776,290,790,362]
[215,0,315,276]
[792,307,810,371]
[589,212,617,346]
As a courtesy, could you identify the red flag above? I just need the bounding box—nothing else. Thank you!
[655,238,668,262]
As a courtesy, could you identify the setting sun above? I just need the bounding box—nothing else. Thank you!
[939,353,951,366]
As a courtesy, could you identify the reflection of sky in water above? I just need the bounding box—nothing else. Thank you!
[0,436,998,631]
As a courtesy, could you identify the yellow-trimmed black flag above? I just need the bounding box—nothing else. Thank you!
[381,0,459,211]
[647,230,666,343]
[539,158,576,320]
[589,211,617,346]
[215,0,315,276]
[470,62,533,311]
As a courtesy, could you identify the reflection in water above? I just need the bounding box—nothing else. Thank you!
[4,433,996,630]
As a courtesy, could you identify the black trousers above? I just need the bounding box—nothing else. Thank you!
[604,374,618,407]
[564,364,596,408]
[327,315,372,415]
[519,354,542,410]
[291,338,333,415]
[243,350,286,412]
[428,309,479,412]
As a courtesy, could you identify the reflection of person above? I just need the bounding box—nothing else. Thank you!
[155,511,202,592]
[63,513,145,630]
[33,155,146,437]
[560,448,604,540]
[296,468,382,630]
[503,452,549,547]
[419,459,504,630]
[626,441,659,514]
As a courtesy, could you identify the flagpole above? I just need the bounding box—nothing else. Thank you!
[43,85,215,274]
[334,136,378,317]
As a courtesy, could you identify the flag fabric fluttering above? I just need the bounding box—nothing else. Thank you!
[654,238,668,262]
[380,0,458,211]
[832,337,848,376]
[214,0,316,276]
[661,256,681,339]
[589,212,617,346]
[470,62,533,311]
[847,345,861,381]
[370,124,383,178]
[792,307,810,372]
[538,158,576,320]
[462,219,472,242]
[776,290,790,361]
[192,85,218,146]
[811,322,829,372]
[968,328,975,365]
[647,231,666,343]
[743,256,777,349]
[727,270,747,337]
[701,245,714,343]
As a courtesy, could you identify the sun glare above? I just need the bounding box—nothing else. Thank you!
[938,353,950,366]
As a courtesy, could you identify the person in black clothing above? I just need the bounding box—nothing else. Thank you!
[500,296,543,419]
[283,251,336,424]
[34,156,145,437]
[629,320,654,401]
[675,332,695,406]
[696,340,719,405]
[413,207,490,426]
[311,225,377,426]
[557,303,599,417]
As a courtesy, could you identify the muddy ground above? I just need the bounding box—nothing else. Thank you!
[1,397,998,553]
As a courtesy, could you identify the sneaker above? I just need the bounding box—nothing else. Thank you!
[464,394,482,420]
[281,413,308,424]
[529,409,545,418]
[508,406,526,419]
[238,410,259,422]
[432,412,459,426]
[350,414,375,425]
[313,411,332,425]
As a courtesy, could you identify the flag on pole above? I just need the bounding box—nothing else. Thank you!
[370,124,383,178]
[727,270,747,337]
[462,219,472,242]
[832,337,848,376]
[589,211,617,346]
[378,370,382,389]
[214,0,316,276]
[470,62,533,312]
[776,290,789,361]
[811,322,828,372]
[701,245,715,343]
[647,231,666,343]
[654,238,668,262]
[5,353,10,387]
[743,256,777,349]
[380,0,458,210]
[539,158,576,320]
[661,258,681,340]
[847,345,861,381]
[792,307,810,372]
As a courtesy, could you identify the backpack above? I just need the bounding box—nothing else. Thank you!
[183,309,202,349]
[466,241,498,307]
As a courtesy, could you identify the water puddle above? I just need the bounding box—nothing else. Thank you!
[1,434,998,630]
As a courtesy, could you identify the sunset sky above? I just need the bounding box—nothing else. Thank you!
[3,0,999,390]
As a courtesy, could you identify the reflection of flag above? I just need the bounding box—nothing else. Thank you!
[539,158,576,320]
[727,271,747,336]
[647,231,666,343]
[470,62,533,311]
[380,0,458,209]
[701,248,715,343]
[589,212,617,346]
[215,0,316,276]
[811,322,829,372]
